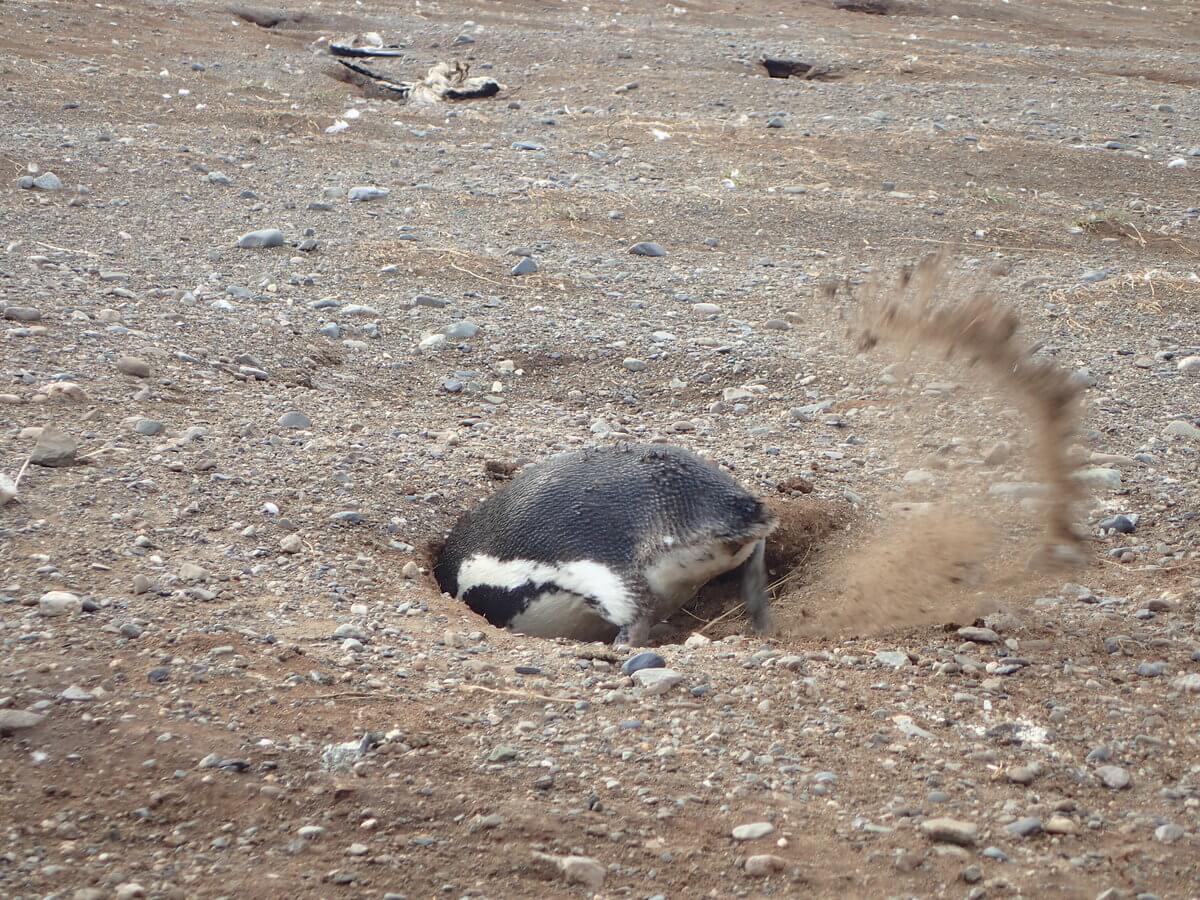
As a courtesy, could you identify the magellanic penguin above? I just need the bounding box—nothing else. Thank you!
[433,443,778,646]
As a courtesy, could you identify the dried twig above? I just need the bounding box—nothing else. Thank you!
[448,262,506,286]
[36,241,99,258]
[696,602,747,634]
[12,455,32,488]
[458,684,580,704]
[296,692,405,702]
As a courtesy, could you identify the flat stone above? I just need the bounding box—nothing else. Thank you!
[1075,466,1122,491]
[487,745,519,762]
[1006,817,1043,838]
[623,357,647,372]
[443,321,479,340]
[60,685,94,702]
[178,563,209,582]
[30,428,77,467]
[348,186,389,201]
[0,709,45,735]
[629,241,667,257]
[511,257,538,276]
[237,228,285,249]
[920,817,978,846]
[957,626,1000,644]
[732,822,775,841]
[278,411,312,429]
[39,591,82,617]
[875,650,911,669]
[1164,420,1200,440]
[333,623,367,641]
[631,667,682,695]
[3,306,42,321]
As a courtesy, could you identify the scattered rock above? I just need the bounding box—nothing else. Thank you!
[745,854,788,875]
[1095,765,1131,790]
[1075,466,1122,491]
[1164,420,1200,440]
[32,172,63,191]
[116,355,151,377]
[348,186,389,201]
[1172,673,1200,694]
[30,428,77,467]
[487,745,518,762]
[732,822,775,841]
[237,228,285,249]
[957,626,999,644]
[875,650,910,669]
[0,710,45,735]
[1044,816,1077,835]
[1006,817,1043,838]
[1098,514,1136,534]
[920,818,978,846]
[621,651,666,674]
[532,852,606,890]
[278,411,313,429]
[1155,824,1184,844]
[629,241,667,257]
[630,667,682,695]
[39,591,82,617]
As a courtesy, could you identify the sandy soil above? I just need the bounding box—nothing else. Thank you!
[2,0,1199,897]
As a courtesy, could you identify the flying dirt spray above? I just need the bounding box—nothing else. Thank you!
[773,253,1089,637]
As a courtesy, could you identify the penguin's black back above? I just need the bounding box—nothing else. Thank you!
[433,443,771,598]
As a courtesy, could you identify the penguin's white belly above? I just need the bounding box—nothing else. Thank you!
[509,590,618,642]
[644,538,757,618]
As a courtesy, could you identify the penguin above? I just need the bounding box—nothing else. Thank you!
[433,443,778,646]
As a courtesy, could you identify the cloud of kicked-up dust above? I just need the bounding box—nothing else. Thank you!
[775,253,1088,638]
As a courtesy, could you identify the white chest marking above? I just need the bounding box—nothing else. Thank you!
[456,554,637,626]
[508,590,618,642]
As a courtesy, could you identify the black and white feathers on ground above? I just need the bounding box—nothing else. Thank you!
[433,444,778,647]
[327,59,502,105]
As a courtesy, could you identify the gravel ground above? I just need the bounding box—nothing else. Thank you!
[2,0,1199,897]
